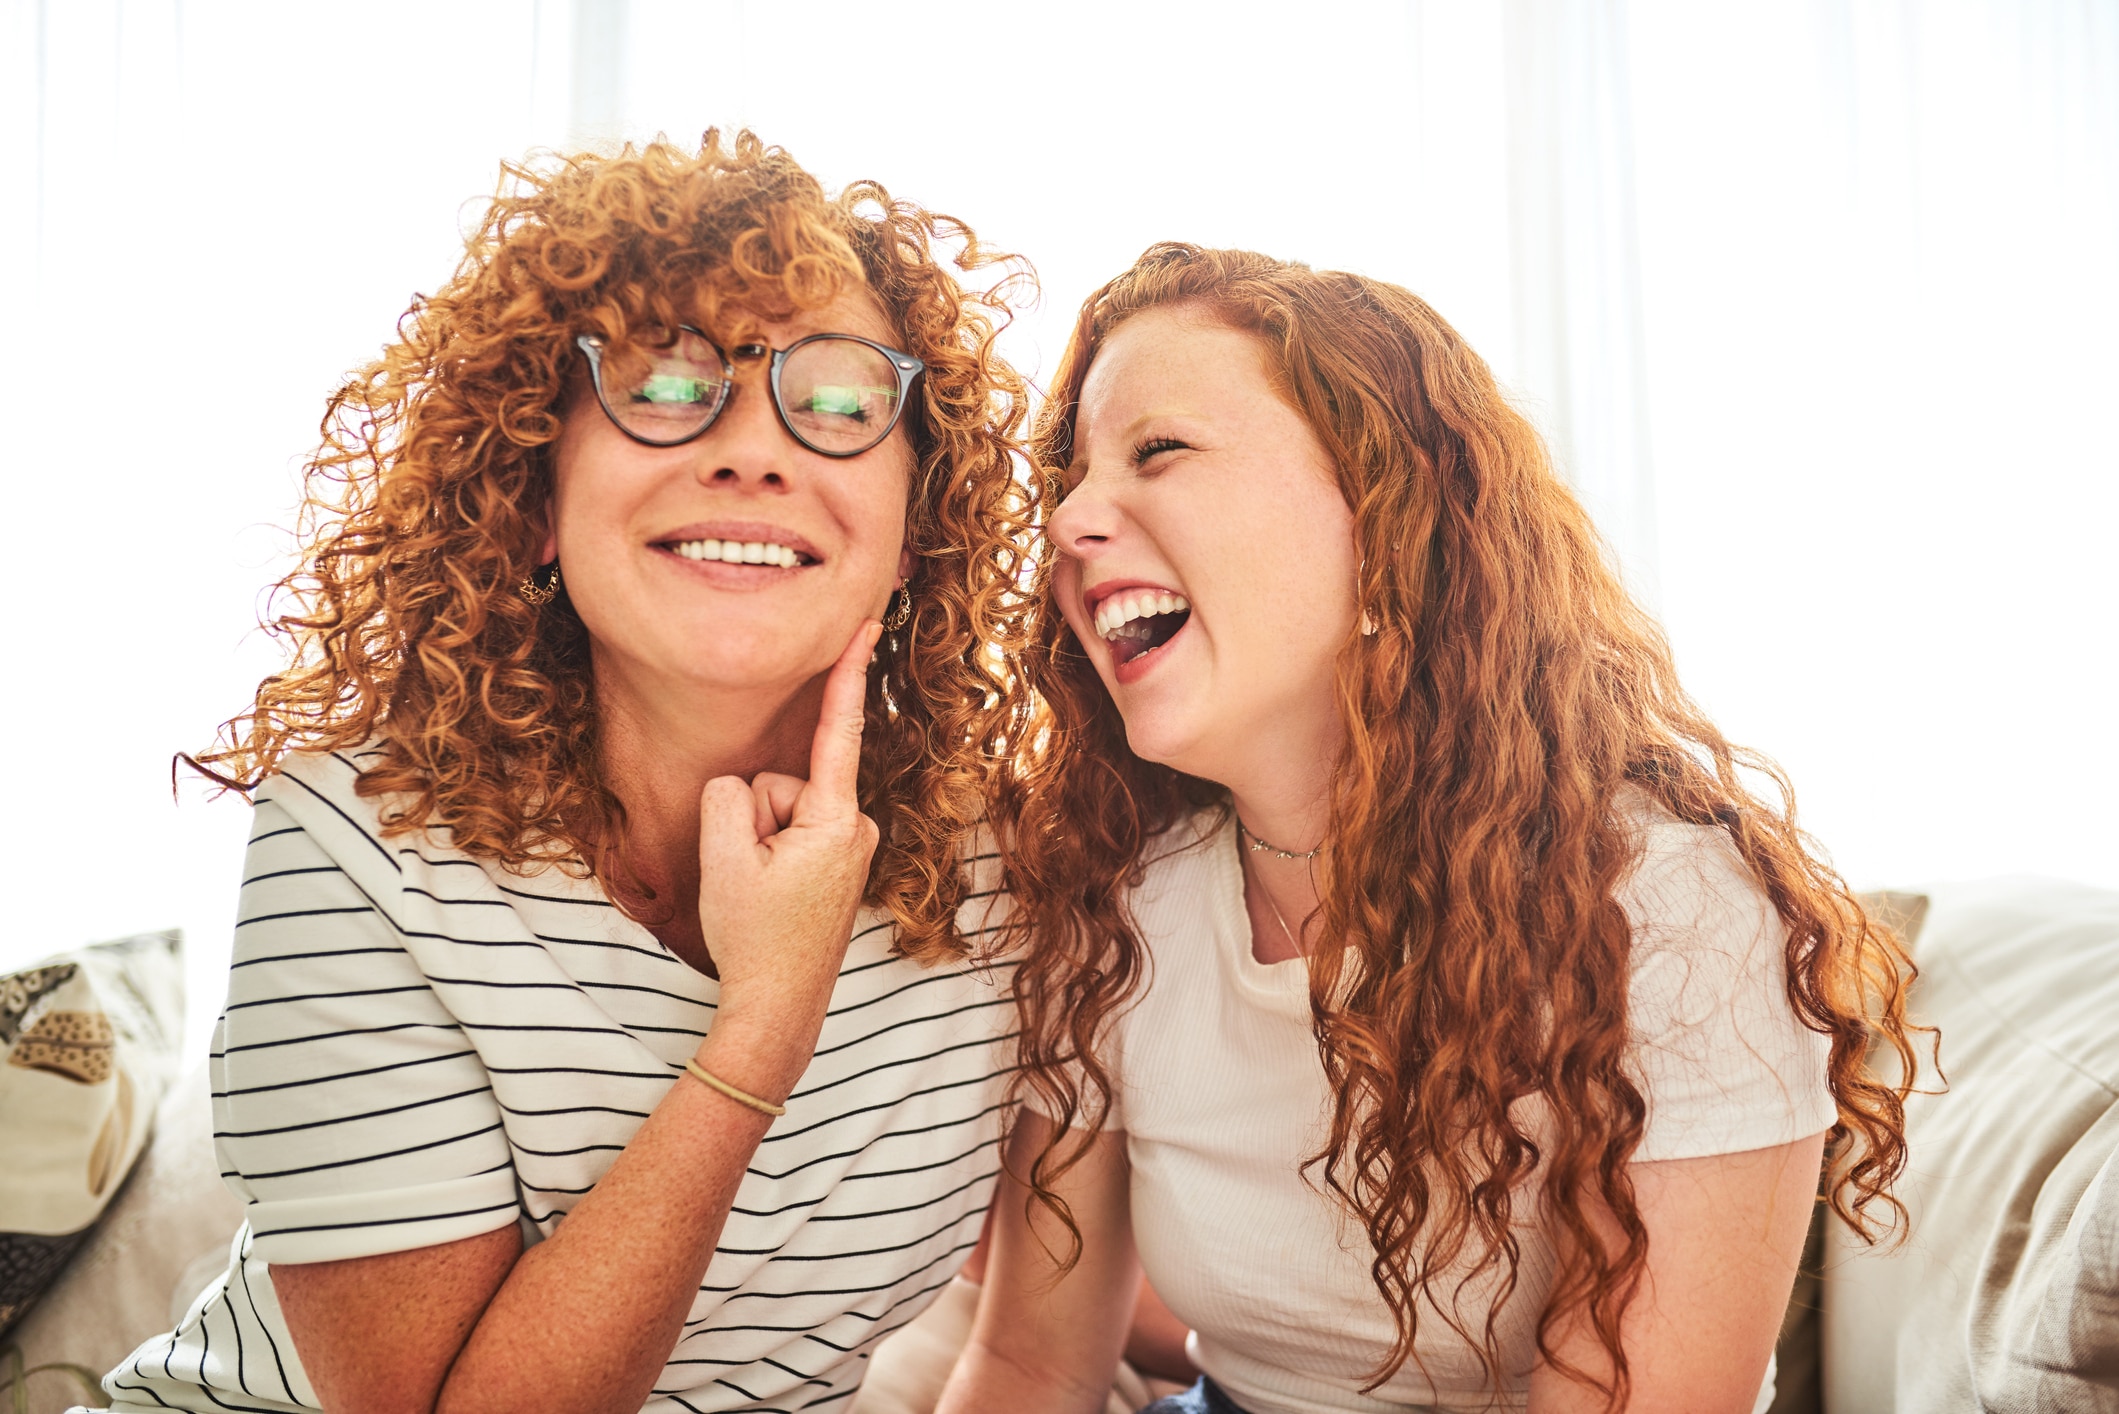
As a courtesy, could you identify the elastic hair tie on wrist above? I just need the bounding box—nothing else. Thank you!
[682,1057,787,1116]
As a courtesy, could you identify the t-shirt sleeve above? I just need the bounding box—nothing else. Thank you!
[211,792,520,1264]
[1015,1040,1126,1133]
[962,823,1128,1135]
[1620,814,1838,1163]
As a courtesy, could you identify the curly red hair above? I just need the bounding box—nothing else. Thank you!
[995,244,1918,1402]
[195,131,1039,960]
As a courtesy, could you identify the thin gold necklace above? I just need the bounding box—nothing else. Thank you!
[1240,847,1304,955]
[1237,817,1326,862]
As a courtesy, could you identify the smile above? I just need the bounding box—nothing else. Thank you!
[662,537,812,567]
[1094,589,1192,668]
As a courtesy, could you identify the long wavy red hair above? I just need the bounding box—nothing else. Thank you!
[995,244,1917,1401]
[193,131,1039,959]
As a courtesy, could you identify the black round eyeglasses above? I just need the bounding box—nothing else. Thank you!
[575,327,925,459]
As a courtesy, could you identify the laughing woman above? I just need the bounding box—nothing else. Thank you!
[946,246,1918,1413]
[104,134,1033,1414]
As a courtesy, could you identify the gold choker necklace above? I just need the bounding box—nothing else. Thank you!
[1236,818,1325,862]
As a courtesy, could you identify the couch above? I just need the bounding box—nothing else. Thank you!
[9,879,2116,1413]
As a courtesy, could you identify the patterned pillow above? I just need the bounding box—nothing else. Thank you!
[0,932,185,1337]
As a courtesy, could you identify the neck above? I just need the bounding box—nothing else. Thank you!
[1210,709,1340,964]
[591,646,826,916]
[1216,706,1340,862]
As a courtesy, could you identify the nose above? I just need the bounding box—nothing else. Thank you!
[689,365,796,491]
[1046,467,1119,562]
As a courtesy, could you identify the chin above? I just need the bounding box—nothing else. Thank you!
[1114,704,1215,778]
[670,620,840,690]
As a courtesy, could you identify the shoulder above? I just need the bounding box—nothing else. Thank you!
[1135,805,1233,894]
[1088,805,1236,941]
[250,744,414,881]
[1614,787,1783,1027]
[255,742,404,834]
[1613,788,1778,958]
[253,744,548,906]
[1119,805,1239,964]
[1612,791,1836,1160]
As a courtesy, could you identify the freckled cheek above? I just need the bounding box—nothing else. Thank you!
[832,482,913,595]
[551,447,657,559]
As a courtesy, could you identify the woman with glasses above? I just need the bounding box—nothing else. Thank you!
[943,246,1918,1413]
[102,133,1033,1414]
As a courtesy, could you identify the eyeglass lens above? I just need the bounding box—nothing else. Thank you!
[776,338,907,456]
[597,332,906,455]
[598,330,731,445]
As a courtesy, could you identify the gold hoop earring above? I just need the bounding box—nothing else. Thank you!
[882,584,912,632]
[519,562,561,607]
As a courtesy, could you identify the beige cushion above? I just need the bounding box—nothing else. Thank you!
[1,932,187,1340]
[8,1063,242,1414]
[1822,877,2119,1412]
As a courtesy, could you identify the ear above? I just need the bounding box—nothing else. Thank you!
[535,499,558,565]
[896,545,915,584]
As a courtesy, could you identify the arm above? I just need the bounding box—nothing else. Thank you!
[1527,1131,1826,1414]
[275,1010,811,1414]
[937,1113,1141,1414]
[958,1191,1198,1384]
[1126,1273,1199,1384]
[273,623,885,1414]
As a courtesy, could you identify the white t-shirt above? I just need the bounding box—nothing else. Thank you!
[105,747,1015,1414]
[1083,805,1833,1414]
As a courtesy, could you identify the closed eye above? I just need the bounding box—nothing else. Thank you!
[1132,435,1189,465]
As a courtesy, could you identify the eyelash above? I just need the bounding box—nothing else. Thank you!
[1133,436,1186,463]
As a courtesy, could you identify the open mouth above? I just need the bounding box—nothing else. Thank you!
[1095,589,1192,667]
[657,536,816,568]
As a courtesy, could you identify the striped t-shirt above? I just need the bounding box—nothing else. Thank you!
[104,747,1015,1414]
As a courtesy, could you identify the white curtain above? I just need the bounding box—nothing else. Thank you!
[1621,1,2119,893]
[1504,0,1660,601]
[1,0,581,1049]
[5,1,2114,1053]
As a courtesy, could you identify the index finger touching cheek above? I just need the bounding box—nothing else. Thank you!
[802,620,882,814]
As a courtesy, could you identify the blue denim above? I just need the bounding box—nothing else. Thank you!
[1138,1376,1248,1414]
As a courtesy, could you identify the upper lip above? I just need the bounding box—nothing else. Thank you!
[1081,577,1185,618]
[652,521,823,561]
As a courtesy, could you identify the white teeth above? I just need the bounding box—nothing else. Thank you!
[1094,590,1190,639]
[667,538,805,567]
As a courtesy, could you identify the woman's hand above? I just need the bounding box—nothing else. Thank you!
[694,620,884,1099]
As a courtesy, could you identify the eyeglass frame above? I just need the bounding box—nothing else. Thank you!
[574,327,926,459]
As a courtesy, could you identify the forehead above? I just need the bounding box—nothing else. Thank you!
[707,286,901,349]
[1076,309,1278,438]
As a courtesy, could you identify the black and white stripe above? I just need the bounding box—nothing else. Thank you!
[105,748,1014,1414]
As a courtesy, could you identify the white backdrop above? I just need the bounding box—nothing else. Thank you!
[5,0,2115,1053]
